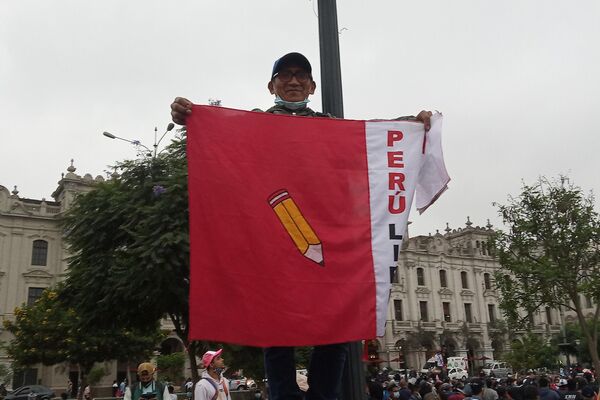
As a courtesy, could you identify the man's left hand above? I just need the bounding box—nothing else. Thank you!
[416,110,433,132]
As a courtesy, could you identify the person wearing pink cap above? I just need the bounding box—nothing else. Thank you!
[194,349,231,400]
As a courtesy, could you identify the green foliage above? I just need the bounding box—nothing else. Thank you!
[156,352,185,384]
[564,321,600,365]
[62,136,189,333]
[87,364,108,386]
[503,333,559,371]
[218,344,265,381]
[3,285,162,372]
[493,176,600,370]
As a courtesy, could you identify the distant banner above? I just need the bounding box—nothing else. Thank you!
[187,106,449,347]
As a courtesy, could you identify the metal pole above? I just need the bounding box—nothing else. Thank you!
[318,0,344,118]
[318,2,365,399]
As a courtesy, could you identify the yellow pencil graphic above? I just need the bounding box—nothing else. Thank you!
[268,189,324,266]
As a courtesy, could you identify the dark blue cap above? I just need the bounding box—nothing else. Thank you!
[271,52,312,79]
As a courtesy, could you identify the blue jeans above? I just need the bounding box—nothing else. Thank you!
[264,343,349,400]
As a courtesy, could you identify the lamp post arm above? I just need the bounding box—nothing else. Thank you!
[103,132,153,155]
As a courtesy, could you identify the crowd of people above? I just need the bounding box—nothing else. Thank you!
[365,368,599,400]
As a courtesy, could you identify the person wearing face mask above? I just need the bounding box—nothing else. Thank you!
[194,349,231,400]
[170,52,433,400]
[389,383,402,399]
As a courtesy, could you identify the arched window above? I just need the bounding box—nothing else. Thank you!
[461,271,469,289]
[31,240,48,266]
[417,268,425,286]
[439,270,447,288]
[484,273,491,290]
[482,241,487,255]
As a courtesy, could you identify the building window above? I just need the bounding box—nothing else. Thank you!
[31,240,48,266]
[419,301,429,322]
[488,304,496,323]
[394,299,403,321]
[439,270,447,288]
[461,271,469,289]
[464,303,473,323]
[484,273,491,290]
[482,241,487,255]
[27,287,45,306]
[586,296,593,309]
[417,268,425,286]
[545,307,553,324]
[390,266,398,284]
[443,302,451,322]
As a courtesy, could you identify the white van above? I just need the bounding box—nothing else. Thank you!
[446,357,468,371]
[482,361,512,378]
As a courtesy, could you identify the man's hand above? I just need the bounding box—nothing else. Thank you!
[416,110,433,132]
[170,97,193,125]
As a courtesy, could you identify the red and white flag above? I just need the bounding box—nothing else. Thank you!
[187,106,449,347]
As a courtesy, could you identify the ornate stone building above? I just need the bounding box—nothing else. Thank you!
[0,162,105,390]
[1,163,185,393]
[373,218,571,372]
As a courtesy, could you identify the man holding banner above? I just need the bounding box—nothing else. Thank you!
[171,52,447,400]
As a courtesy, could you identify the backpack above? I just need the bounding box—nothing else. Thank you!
[192,378,219,400]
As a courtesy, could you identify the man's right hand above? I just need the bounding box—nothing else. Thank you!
[170,97,193,125]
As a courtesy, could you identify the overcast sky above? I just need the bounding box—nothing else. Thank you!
[1,1,599,237]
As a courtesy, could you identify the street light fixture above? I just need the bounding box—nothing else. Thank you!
[103,123,175,158]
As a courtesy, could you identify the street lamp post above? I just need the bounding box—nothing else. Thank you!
[317,2,366,399]
[103,123,175,158]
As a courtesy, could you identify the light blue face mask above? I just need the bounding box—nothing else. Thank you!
[274,95,310,110]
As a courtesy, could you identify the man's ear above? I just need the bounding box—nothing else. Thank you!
[309,80,316,95]
[268,81,275,94]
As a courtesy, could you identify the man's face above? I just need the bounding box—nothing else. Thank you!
[211,355,225,369]
[268,65,316,103]
[139,371,153,384]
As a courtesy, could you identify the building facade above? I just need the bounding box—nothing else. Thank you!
[0,162,105,391]
[0,163,185,394]
[373,219,577,372]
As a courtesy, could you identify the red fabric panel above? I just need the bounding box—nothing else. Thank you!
[188,106,376,346]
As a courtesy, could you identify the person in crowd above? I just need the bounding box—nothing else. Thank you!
[399,379,413,400]
[539,376,560,400]
[483,378,499,400]
[367,380,385,400]
[194,349,231,400]
[465,380,484,400]
[409,381,423,400]
[183,378,193,398]
[167,386,177,400]
[388,383,402,399]
[170,51,433,400]
[560,379,583,400]
[496,386,512,400]
[581,386,596,400]
[124,362,170,400]
[522,386,540,400]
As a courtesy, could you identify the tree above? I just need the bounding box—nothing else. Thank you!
[156,352,185,384]
[564,320,600,366]
[60,135,198,372]
[503,333,559,372]
[3,286,162,394]
[493,177,600,371]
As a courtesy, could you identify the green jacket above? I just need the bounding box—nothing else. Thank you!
[130,381,165,400]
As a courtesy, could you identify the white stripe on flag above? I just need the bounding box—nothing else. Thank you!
[365,120,426,336]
